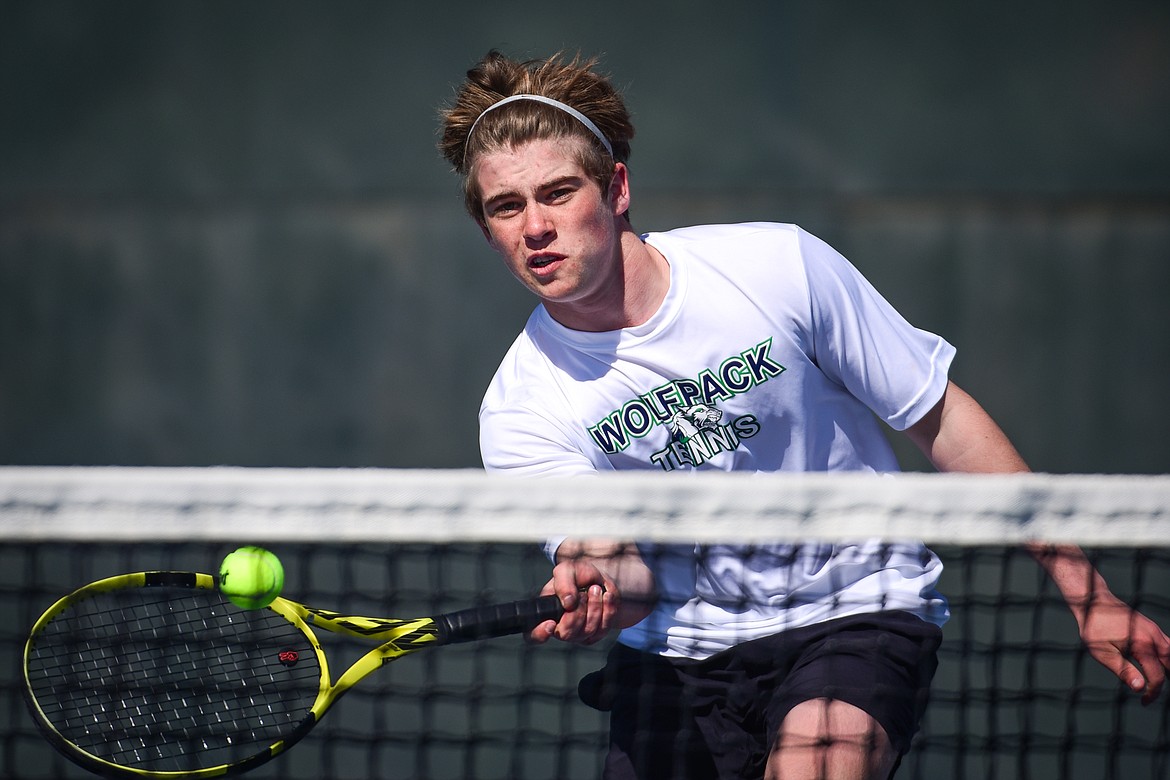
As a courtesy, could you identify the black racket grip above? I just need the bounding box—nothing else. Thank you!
[437,594,565,644]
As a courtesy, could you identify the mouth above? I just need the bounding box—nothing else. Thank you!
[528,253,564,270]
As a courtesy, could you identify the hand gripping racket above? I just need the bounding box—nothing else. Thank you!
[23,571,564,778]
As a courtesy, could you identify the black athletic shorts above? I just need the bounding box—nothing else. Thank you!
[578,611,942,780]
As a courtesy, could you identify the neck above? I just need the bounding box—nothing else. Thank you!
[546,225,670,333]
[618,229,670,327]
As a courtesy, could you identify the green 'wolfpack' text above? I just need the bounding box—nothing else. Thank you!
[587,338,785,455]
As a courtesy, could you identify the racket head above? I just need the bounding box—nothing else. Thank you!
[23,571,326,779]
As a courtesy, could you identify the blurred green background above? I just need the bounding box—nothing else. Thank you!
[2,0,1168,472]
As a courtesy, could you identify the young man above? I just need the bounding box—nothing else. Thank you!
[438,51,1170,780]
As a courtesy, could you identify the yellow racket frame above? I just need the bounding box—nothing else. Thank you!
[23,572,446,779]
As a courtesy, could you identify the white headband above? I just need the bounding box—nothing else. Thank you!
[466,93,614,159]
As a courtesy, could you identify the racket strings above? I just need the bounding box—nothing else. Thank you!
[26,588,321,772]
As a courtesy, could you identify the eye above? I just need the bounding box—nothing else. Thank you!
[488,199,522,218]
[548,186,575,202]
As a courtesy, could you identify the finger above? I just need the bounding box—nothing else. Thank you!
[1086,640,1146,696]
[549,585,607,645]
[1123,621,1170,704]
[1139,655,1166,704]
[1132,644,1169,705]
[1114,657,1149,699]
[581,584,607,640]
[598,585,617,636]
[525,619,557,645]
[551,564,586,611]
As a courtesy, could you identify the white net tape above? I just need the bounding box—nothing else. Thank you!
[3,467,1168,546]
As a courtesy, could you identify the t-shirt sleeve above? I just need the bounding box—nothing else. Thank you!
[480,399,599,563]
[797,227,955,431]
[480,403,599,475]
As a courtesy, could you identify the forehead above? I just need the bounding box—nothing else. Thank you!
[472,137,591,197]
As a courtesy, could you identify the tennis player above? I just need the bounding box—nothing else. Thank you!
[438,51,1170,780]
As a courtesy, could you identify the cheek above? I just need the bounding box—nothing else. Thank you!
[585,211,620,252]
[496,248,534,289]
[483,221,519,257]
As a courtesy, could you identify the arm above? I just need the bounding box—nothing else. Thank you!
[526,538,659,646]
[903,380,1028,474]
[906,381,1170,703]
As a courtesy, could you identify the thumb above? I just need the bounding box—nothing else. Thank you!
[1085,636,1144,691]
[1104,654,1147,696]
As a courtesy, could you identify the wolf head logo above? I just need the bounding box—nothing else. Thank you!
[668,403,723,442]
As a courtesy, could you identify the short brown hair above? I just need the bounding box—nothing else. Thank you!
[438,50,635,222]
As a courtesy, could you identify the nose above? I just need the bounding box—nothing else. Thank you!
[523,204,554,244]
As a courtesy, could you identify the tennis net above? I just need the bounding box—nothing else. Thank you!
[2,467,1168,779]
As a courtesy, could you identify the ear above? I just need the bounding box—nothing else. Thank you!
[608,163,631,217]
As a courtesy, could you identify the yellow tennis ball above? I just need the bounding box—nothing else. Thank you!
[219,546,284,610]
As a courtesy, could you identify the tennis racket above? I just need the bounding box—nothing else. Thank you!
[23,570,565,778]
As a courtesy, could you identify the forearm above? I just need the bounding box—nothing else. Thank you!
[1027,542,1121,623]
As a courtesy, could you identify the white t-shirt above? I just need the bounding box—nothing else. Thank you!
[480,223,954,658]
